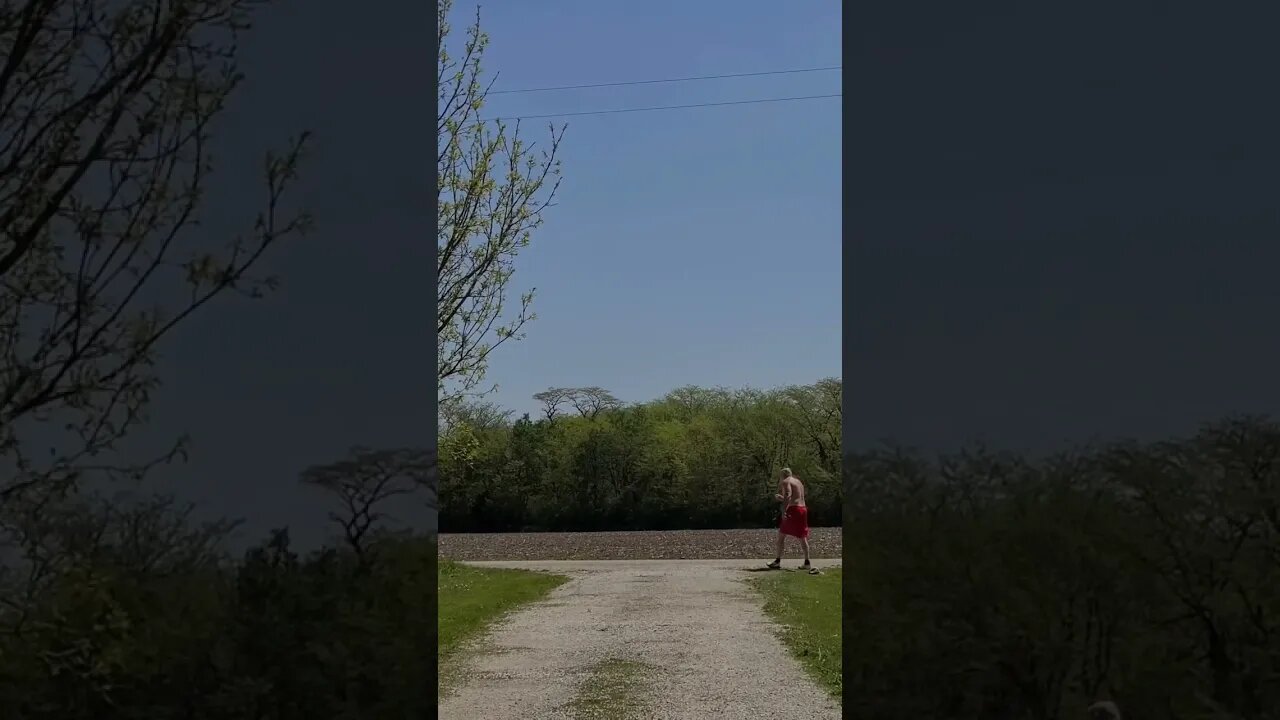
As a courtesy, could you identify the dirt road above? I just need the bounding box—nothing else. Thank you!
[439,559,841,720]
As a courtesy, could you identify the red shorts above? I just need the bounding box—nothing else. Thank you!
[779,505,810,539]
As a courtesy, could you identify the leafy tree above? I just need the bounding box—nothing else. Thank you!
[437,0,565,406]
[9,406,1280,718]
[441,398,514,431]
[567,386,623,419]
[299,447,432,560]
[843,417,1280,720]
[0,0,311,511]
[0,493,239,718]
[782,377,841,472]
[440,380,844,532]
[0,495,440,719]
[533,387,574,420]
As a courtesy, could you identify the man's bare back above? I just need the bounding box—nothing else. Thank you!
[779,475,805,507]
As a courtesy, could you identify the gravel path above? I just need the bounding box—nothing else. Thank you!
[439,559,842,720]
[438,527,842,561]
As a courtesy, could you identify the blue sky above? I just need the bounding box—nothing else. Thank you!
[449,1,842,418]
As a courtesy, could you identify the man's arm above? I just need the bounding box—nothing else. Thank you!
[778,479,792,505]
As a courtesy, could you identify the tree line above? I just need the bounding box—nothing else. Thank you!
[437,379,843,532]
[0,447,437,719]
[845,415,1280,719]
[6,414,1278,718]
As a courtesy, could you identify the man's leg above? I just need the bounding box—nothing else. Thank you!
[800,537,811,565]
[771,531,786,567]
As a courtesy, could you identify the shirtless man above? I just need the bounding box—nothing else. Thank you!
[767,467,817,573]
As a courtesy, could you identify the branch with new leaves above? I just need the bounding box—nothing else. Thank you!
[0,0,312,509]
[437,0,565,407]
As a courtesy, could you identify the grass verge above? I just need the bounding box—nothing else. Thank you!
[751,567,842,699]
[565,658,653,720]
[438,560,568,695]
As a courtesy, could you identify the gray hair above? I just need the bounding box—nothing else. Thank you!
[780,467,792,477]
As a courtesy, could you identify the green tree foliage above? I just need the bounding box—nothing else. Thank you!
[437,0,565,406]
[438,379,844,532]
[0,495,437,720]
[845,416,1280,720]
[5,409,1280,718]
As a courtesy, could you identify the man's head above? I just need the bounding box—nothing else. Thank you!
[780,467,792,479]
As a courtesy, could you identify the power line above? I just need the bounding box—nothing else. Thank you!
[483,93,841,122]
[490,65,841,95]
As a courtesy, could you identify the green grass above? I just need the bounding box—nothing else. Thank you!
[438,560,568,693]
[565,658,653,720]
[751,568,842,699]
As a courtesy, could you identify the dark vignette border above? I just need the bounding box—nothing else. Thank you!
[844,2,1280,717]
[428,2,441,710]
[0,1,439,716]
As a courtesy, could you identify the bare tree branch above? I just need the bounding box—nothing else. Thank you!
[0,0,312,506]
